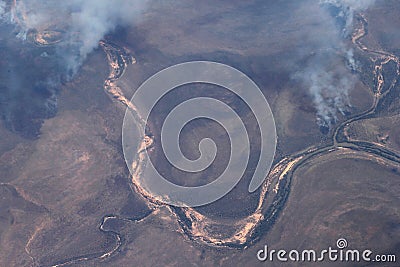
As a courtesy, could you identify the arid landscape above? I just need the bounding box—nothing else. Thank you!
[0,0,399,266]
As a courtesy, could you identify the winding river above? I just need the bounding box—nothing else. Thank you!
[37,9,400,267]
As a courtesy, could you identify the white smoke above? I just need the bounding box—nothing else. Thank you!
[295,56,355,127]
[322,0,376,10]
[321,0,376,37]
[346,48,358,71]
[0,1,5,15]
[1,0,148,76]
[293,0,376,130]
[65,0,147,74]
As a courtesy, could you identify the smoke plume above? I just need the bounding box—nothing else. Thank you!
[322,0,376,36]
[293,0,376,132]
[1,0,147,76]
[0,0,147,137]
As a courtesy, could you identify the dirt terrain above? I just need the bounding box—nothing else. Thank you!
[0,0,399,266]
